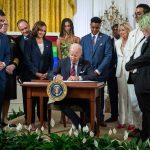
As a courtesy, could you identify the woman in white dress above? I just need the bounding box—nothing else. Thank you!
[115,22,135,130]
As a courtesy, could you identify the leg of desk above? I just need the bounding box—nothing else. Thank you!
[90,92,95,132]
[96,91,101,136]
[39,96,44,126]
[27,88,32,125]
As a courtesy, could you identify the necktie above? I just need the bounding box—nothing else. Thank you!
[92,35,96,45]
[70,63,75,76]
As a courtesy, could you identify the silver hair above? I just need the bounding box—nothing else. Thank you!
[69,43,82,54]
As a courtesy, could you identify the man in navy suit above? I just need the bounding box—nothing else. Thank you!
[15,19,31,123]
[0,10,10,128]
[80,17,112,126]
[48,43,97,128]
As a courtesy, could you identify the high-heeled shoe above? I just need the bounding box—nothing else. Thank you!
[117,124,126,129]
[127,124,135,131]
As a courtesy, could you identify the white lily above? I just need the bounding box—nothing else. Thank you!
[16,123,22,132]
[108,129,112,135]
[36,128,39,134]
[50,118,55,127]
[146,138,150,147]
[78,124,81,131]
[41,126,44,131]
[94,140,98,148]
[74,130,79,137]
[113,128,117,134]
[83,125,89,133]
[90,131,94,137]
[124,130,128,140]
[72,124,76,130]
[28,124,32,131]
[82,138,87,144]
[69,128,73,136]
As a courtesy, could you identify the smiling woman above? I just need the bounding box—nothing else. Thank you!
[23,21,54,130]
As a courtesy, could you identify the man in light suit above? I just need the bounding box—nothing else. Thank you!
[80,17,112,126]
[48,43,98,128]
[125,4,150,137]
[0,10,10,128]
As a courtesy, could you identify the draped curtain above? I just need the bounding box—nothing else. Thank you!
[0,0,76,32]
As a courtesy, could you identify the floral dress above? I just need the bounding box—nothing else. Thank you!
[60,42,71,58]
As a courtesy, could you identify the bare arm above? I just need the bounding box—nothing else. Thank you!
[56,38,62,59]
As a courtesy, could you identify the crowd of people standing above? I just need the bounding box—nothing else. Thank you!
[0,3,150,141]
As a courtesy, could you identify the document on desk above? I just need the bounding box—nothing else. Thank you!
[64,80,97,82]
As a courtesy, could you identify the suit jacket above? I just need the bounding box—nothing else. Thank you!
[24,37,53,81]
[108,37,117,77]
[48,57,97,81]
[125,36,150,93]
[0,33,10,89]
[115,38,128,78]
[80,33,112,81]
[125,27,144,63]
[15,35,30,79]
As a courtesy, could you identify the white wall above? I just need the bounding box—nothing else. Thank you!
[73,0,150,38]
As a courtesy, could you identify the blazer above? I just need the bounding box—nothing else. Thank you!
[48,57,98,81]
[115,38,128,78]
[125,27,144,63]
[15,35,30,79]
[108,37,117,77]
[80,33,112,81]
[125,36,150,93]
[24,37,53,81]
[0,33,10,88]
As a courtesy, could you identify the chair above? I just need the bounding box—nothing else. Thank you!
[47,103,85,133]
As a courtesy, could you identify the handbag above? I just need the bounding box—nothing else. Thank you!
[127,72,133,84]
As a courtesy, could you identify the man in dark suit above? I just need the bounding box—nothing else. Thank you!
[48,43,97,128]
[126,12,150,141]
[80,17,112,126]
[15,19,31,124]
[0,10,10,128]
[105,24,119,123]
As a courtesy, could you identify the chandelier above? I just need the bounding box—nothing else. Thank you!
[101,0,128,35]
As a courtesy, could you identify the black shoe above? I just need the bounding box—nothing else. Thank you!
[105,117,118,123]
[1,122,7,127]
[9,124,17,127]
[100,120,107,127]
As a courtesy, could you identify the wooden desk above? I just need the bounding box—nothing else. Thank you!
[22,81,104,135]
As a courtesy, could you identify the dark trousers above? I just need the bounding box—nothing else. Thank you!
[136,92,150,140]
[107,76,118,118]
[22,86,27,119]
[55,99,89,128]
[31,97,48,123]
[0,84,5,122]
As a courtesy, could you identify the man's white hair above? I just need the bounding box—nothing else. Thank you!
[69,43,82,54]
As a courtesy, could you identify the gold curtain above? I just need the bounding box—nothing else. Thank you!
[0,0,76,32]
